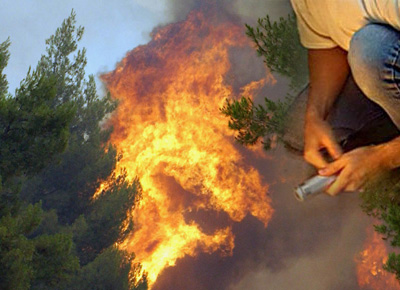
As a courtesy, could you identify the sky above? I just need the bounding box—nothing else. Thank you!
[0,0,172,93]
[0,0,292,93]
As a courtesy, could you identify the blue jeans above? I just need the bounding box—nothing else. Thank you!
[348,23,400,129]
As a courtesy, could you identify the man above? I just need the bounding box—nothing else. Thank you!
[290,0,400,195]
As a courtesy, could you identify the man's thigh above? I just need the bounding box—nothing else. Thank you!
[349,23,400,128]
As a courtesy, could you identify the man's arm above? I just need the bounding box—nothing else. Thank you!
[304,46,350,168]
[306,47,350,119]
[311,47,400,195]
[379,138,400,169]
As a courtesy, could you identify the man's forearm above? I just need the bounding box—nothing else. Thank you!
[306,47,350,121]
[376,137,400,170]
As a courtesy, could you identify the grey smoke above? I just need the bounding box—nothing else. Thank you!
[152,146,371,290]
[164,0,292,23]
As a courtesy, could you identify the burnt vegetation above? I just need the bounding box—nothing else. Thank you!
[0,11,147,290]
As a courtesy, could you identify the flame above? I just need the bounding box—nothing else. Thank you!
[101,5,274,287]
[356,226,400,289]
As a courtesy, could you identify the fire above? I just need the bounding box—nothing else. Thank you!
[356,226,400,289]
[101,4,274,287]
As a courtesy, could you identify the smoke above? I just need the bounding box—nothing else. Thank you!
[228,151,371,290]
[232,0,292,23]
[133,0,292,24]
[161,0,293,100]
[151,147,372,290]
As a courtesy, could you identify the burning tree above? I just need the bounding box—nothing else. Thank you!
[100,5,274,288]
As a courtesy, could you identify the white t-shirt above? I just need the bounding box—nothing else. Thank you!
[290,0,400,50]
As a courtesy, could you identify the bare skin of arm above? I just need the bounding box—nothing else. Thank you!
[306,47,400,195]
[304,46,349,168]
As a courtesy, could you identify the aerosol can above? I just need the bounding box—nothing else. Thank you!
[294,175,337,201]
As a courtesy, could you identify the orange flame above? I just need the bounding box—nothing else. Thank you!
[356,226,400,289]
[101,6,274,287]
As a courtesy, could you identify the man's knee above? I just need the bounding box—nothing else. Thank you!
[348,24,386,98]
[348,23,400,101]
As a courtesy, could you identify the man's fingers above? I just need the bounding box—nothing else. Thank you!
[324,135,343,160]
[326,172,348,196]
[319,159,344,176]
[304,149,328,169]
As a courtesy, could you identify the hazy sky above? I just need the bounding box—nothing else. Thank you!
[0,0,173,93]
[0,0,291,93]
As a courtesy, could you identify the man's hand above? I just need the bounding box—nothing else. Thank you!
[318,145,390,195]
[304,114,343,169]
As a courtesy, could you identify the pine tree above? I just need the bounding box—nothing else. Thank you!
[221,13,307,151]
[0,11,148,290]
[0,37,78,290]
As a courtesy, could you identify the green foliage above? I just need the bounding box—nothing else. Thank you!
[71,247,148,290]
[0,71,75,184]
[360,171,400,246]
[0,38,10,97]
[0,10,147,290]
[21,10,118,225]
[359,170,400,281]
[0,204,78,290]
[220,95,292,150]
[32,209,61,236]
[221,13,307,151]
[0,32,76,290]
[384,253,400,281]
[37,9,86,105]
[0,204,42,290]
[75,172,142,265]
[31,233,79,289]
[245,13,308,91]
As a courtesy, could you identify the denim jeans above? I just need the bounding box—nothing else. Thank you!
[284,23,400,153]
[348,23,400,129]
